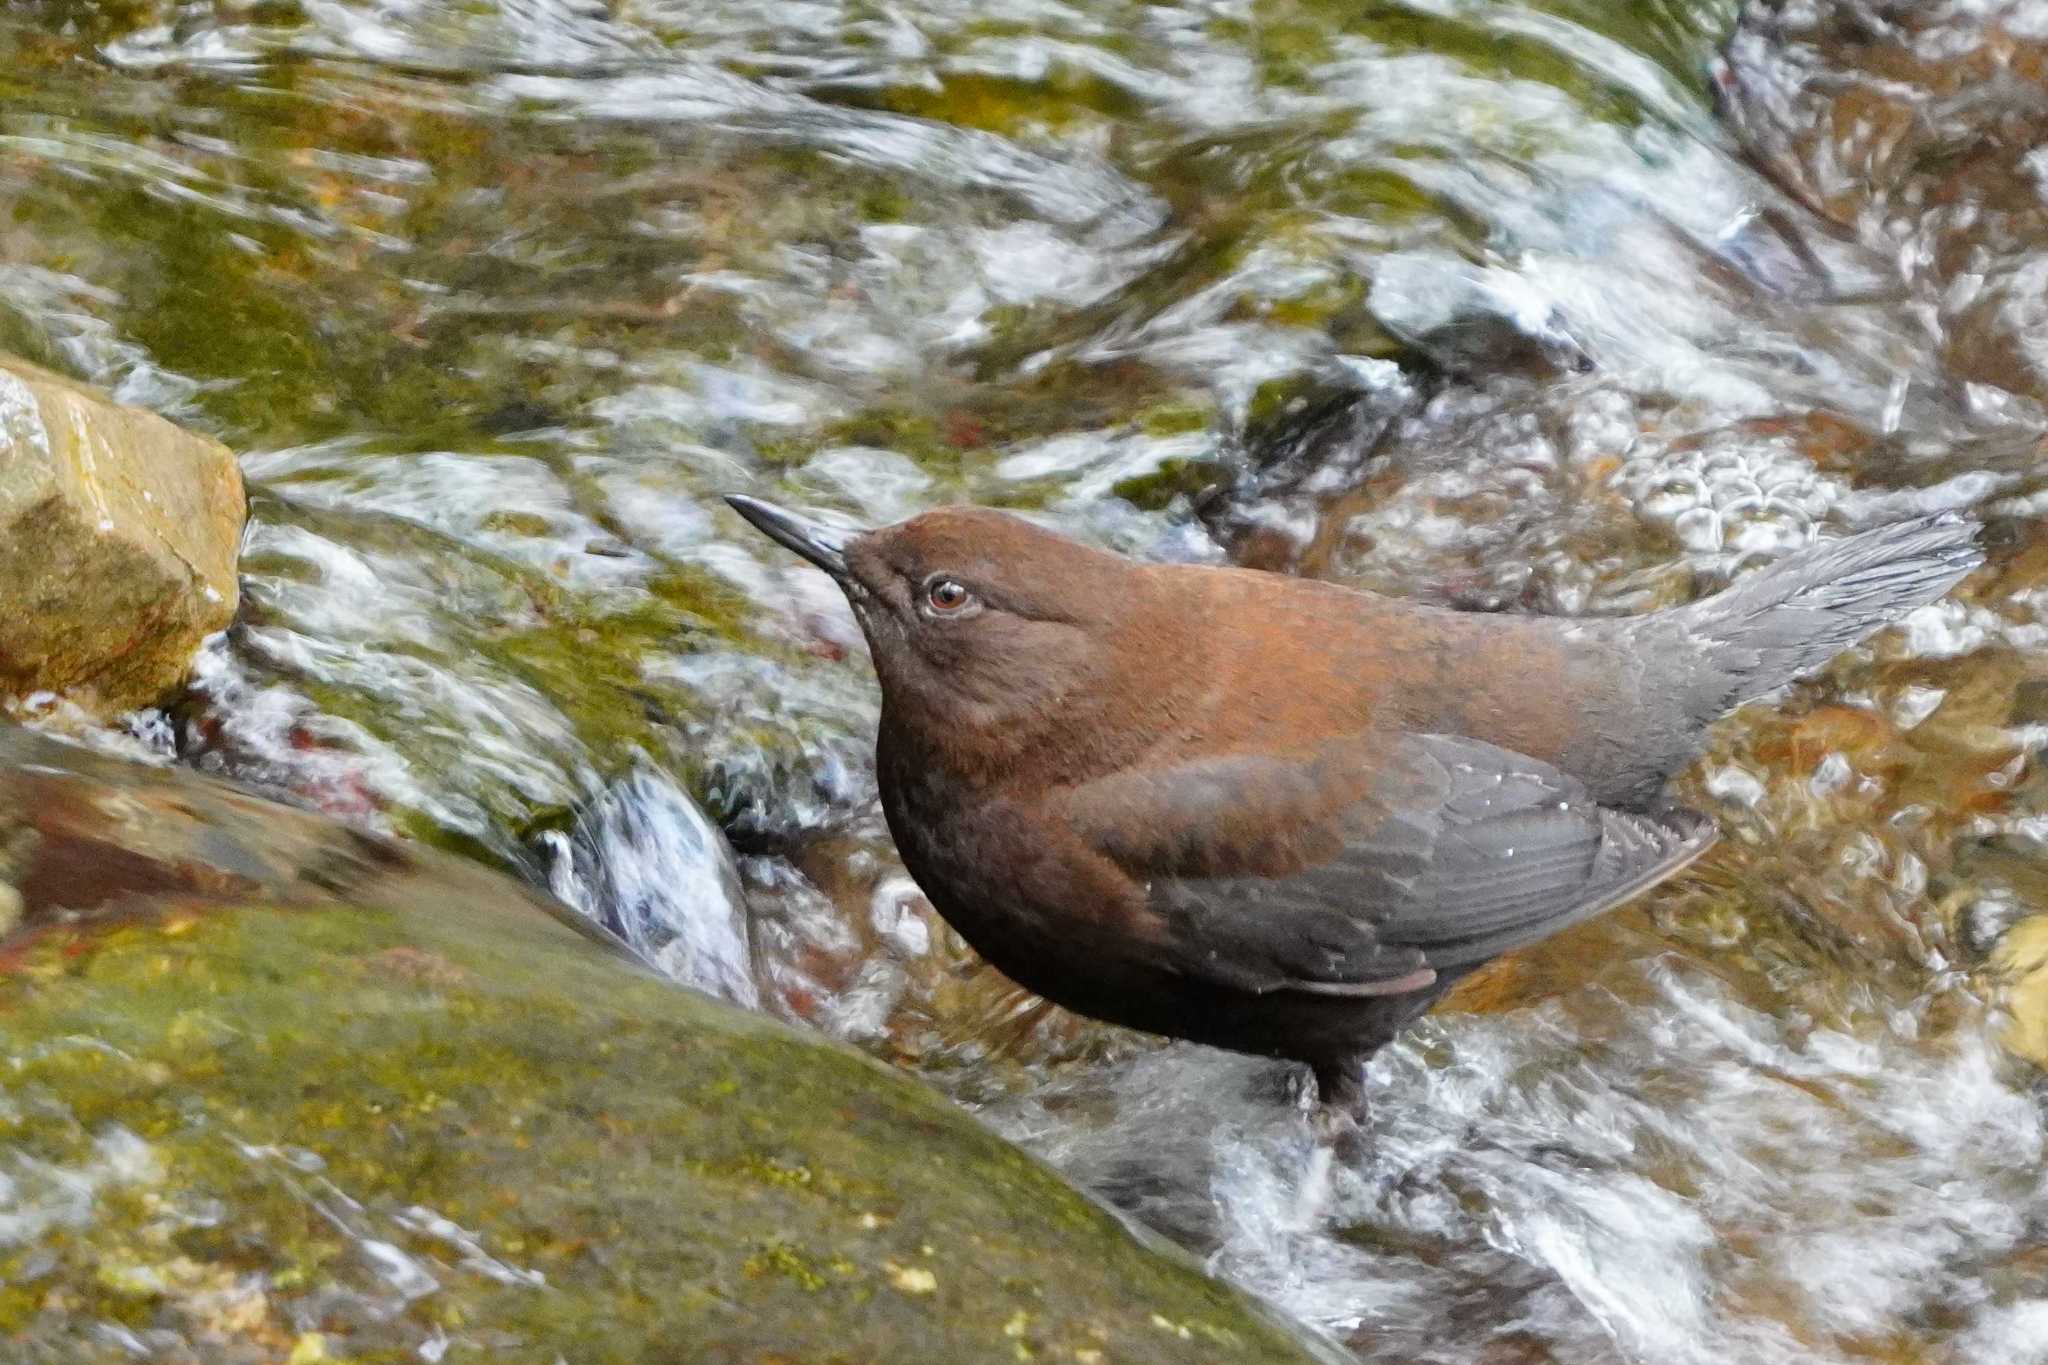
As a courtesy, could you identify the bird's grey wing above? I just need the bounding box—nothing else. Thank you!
[1056,733,1715,997]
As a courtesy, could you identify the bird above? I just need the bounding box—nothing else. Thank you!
[727,493,1981,1135]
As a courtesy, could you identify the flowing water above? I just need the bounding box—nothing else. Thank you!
[5,0,2048,1358]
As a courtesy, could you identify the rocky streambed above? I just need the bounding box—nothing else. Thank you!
[5,0,2048,1361]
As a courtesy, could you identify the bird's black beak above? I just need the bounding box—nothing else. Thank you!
[724,495,862,579]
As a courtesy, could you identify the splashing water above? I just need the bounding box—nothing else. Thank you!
[989,953,2048,1362]
[542,761,759,1006]
[5,0,2048,1358]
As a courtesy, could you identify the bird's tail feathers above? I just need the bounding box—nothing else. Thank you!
[1676,512,1983,707]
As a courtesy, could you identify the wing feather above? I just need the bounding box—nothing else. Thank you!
[1059,733,1713,997]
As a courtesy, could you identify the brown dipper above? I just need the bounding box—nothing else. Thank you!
[728,495,1980,1126]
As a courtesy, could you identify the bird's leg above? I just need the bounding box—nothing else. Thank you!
[1310,1058,1371,1158]
[1292,1058,1372,1228]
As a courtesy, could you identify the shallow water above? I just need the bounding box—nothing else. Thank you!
[5,0,2048,1358]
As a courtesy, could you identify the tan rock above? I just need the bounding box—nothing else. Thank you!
[0,356,243,715]
[1994,916,2048,1069]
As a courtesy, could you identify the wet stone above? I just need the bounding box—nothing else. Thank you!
[1994,914,2048,1064]
[0,726,1335,1363]
[0,356,243,717]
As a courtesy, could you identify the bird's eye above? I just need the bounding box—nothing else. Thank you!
[925,578,973,614]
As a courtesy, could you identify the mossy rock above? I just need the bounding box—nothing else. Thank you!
[0,728,1333,1364]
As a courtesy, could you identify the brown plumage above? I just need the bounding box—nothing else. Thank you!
[728,495,1981,1126]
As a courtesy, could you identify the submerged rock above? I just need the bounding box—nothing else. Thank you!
[0,728,1331,1364]
[1995,916,2048,1069]
[0,357,244,717]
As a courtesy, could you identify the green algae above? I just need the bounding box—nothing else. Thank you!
[1251,0,1736,120]
[1112,455,1228,512]
[0,891,1331,1363]
[879,71,1146,137]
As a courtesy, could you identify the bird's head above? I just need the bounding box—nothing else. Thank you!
[727,496,1159,776]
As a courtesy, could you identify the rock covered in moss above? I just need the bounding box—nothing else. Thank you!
[0,356,243,716]
[0,728,1335,1364]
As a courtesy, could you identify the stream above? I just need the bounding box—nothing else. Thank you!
[5,0,2048,1359]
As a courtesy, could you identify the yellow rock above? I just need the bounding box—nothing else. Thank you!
[0,355,243,715]
[1994,915,2048,1068]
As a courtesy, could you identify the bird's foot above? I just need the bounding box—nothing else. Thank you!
[1311,1100,1374,1166]
[1291,1107,1377,1226]
[1281,1066,1315,1110]
[1309,1059,1374,1162]
[1292,1060,1375,1227]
